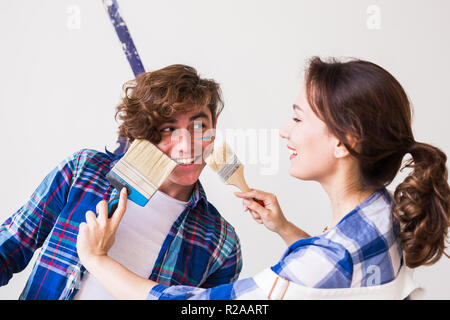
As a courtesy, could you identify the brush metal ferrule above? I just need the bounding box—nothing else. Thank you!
[217,154,241,182]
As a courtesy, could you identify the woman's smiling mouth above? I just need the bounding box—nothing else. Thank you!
[287,145,298,160]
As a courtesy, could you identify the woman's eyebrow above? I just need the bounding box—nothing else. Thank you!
[293,104,303,112]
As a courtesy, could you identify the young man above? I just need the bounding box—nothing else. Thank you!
[0,64,242,299]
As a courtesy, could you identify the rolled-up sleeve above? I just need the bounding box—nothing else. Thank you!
[147,277,267,300]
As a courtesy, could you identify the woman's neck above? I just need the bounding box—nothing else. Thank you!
[327,186,375,229]
[320,166,376,230]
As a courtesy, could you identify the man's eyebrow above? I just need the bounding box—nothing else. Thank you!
[160,112,210,125]
[189,112,209,122]
[163,118,177,124]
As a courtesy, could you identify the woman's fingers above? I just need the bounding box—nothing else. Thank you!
[250,212,263,224]
[78,189,127,264]
[244,204,263,224]
[235,189,265,199]
[87,187,128,231]
[79,222,87,233]
[96,200,108,225]
[243,198,269,218]
[85,210,97,227]
[235,189,275,205]
[239,189,286,234]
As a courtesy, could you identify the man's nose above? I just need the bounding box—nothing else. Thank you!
[172,129,193,156]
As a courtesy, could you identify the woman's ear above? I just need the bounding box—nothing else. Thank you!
[333,134,357,158]
[334,141,349,158]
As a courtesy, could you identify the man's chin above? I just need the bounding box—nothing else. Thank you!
[170,165,203,185]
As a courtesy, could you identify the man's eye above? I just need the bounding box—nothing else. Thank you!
[161,127,174,133]
[193,122,204,130]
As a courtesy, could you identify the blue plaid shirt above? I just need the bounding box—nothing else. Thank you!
[0,148,242,299]
[148,188,403,299]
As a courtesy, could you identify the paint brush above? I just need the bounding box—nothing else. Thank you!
[106,138,177,217]
[205,142,264,207]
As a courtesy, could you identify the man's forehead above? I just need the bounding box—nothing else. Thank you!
[164,106,212,123]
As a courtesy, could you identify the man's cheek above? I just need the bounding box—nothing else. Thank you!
[193,142,210,164]
[156,140,171,155]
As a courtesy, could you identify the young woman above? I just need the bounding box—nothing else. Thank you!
[76,57,449,299]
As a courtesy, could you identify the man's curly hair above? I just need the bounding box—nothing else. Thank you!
[115,64,224,144]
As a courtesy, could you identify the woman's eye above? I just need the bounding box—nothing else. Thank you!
[292,117,302,123]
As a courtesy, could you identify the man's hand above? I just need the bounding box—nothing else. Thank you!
[76,187,128,267]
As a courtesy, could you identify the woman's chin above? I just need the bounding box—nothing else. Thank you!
[288,167,310,181]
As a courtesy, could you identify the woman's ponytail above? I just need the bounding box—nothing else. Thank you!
[393,142,450,268]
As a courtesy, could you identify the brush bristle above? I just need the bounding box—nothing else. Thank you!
[205,142,236,172]
[111,139,177,199]
[205,142,242,182]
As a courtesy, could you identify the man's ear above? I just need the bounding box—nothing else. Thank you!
[210,117,218,142]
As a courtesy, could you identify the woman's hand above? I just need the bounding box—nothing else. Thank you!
[234,189,287,233]
[234,189,311,246]
[75,187,158,299]
[76,187,128,267]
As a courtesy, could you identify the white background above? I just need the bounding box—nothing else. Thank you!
[0,0,449,299]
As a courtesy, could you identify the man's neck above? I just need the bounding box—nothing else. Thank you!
[158,180,196,202]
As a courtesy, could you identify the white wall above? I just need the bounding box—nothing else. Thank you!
[0,0,449,299]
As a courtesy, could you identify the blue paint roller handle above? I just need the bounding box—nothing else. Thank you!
[103,0,145,77]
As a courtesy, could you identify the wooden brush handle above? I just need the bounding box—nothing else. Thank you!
[226,166,265,207]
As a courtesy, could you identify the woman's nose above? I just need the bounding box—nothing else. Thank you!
[279,120,291,140]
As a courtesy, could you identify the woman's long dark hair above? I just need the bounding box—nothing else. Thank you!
[304,57,449,268]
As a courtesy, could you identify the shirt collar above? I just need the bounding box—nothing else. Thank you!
[105,146,124,168]
[186,180,208,209]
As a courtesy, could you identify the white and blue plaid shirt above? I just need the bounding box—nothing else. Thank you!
[147,188,403,300]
